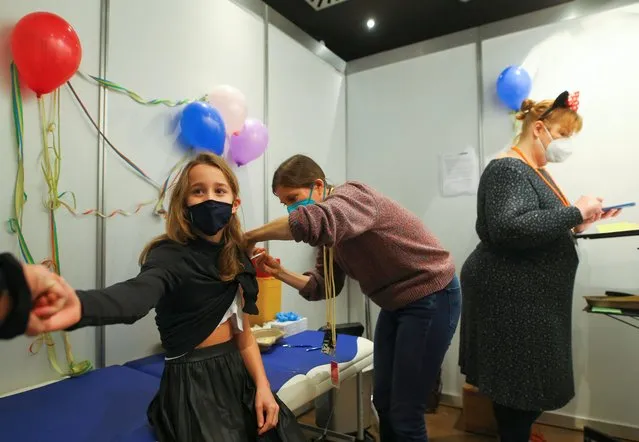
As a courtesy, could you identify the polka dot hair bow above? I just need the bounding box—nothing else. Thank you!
[566,91,580,112]
[539,90,580,119]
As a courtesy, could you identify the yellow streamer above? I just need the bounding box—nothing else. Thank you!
[15,70,193,377]
[33,91,92,377]
[57,198,157,219]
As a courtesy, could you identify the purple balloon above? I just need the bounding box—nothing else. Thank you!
[229,118,269,166]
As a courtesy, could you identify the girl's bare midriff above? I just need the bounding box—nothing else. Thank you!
[196,319,234,348]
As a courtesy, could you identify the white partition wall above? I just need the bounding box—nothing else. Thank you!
[347,40,480,398]
[0,0,346,392]
[267,25,348,329]
[347,0,639,436]
[0,1,99,394]
[103,0,266,365]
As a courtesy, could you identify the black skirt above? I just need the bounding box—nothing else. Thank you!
[147,340,307,442]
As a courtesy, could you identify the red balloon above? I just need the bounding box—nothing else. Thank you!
[11,12,82,97]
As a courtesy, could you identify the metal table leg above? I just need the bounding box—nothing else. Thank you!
[356,371,364,441]
[298,422,355,441]
[364,297,372,340]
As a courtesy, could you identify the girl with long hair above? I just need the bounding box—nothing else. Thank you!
[35,153,306,442]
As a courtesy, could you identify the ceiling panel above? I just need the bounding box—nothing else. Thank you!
[264,0,574,61]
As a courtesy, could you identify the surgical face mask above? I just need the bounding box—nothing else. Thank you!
[187,199,233,236]
[287,184,326,214]
[287,185,315,214]
[542,125,573,163]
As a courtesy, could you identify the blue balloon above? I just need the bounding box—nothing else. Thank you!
[179,101,226,155]
[175,131,192,150]
[496,66,532,111]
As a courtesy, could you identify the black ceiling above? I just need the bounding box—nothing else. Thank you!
[263,0,574,61]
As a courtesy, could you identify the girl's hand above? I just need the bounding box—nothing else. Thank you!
[255,386,279,435]
[32,277,82,332]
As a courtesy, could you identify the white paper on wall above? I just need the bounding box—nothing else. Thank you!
[439,147,480,197]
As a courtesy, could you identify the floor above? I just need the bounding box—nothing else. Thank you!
[300,405,587,441]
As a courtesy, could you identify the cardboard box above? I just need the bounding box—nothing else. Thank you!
[265,317,308,337]
[460,383,498,436]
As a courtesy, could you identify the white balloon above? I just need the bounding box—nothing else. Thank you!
[206,85,248,136]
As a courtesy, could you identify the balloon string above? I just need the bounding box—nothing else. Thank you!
[36,90,93,377]
[512,110,521,133]
[52,153,187,219]
[9,66,186,246]
[9,66,191,377]
[66,81,193,216]
[153,153,191,216]
[510,110,523,144]
[57,197,156,219]
[77,72,206,107]
[66,81,161,190]
[9,64,92,377]
[9,63,32,264]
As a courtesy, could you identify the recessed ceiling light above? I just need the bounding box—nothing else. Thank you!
[366,18,376,30]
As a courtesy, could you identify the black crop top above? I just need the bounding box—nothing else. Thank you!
[69,238,259,357]
[0,252,32,340]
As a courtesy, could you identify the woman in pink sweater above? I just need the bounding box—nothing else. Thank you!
[246,154,460,442]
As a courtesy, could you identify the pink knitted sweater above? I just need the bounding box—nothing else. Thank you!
[288,181,455,311]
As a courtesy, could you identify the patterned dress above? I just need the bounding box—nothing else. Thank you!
[459,157,583,411]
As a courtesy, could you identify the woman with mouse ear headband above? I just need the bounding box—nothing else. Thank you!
[459,91,621,442]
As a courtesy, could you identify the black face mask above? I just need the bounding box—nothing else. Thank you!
[187,200,233,236]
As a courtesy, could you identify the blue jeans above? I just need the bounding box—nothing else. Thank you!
[372,276,461,442]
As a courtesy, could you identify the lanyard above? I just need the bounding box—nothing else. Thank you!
[321,186,337,357]
[511,146,570,207]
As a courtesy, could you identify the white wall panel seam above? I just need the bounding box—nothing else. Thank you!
[475,28,485,171]
[263,4,270,245]
[95,0,110,369]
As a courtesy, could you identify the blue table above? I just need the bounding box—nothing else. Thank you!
[125,330,359,392]
[0,366,158,442]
